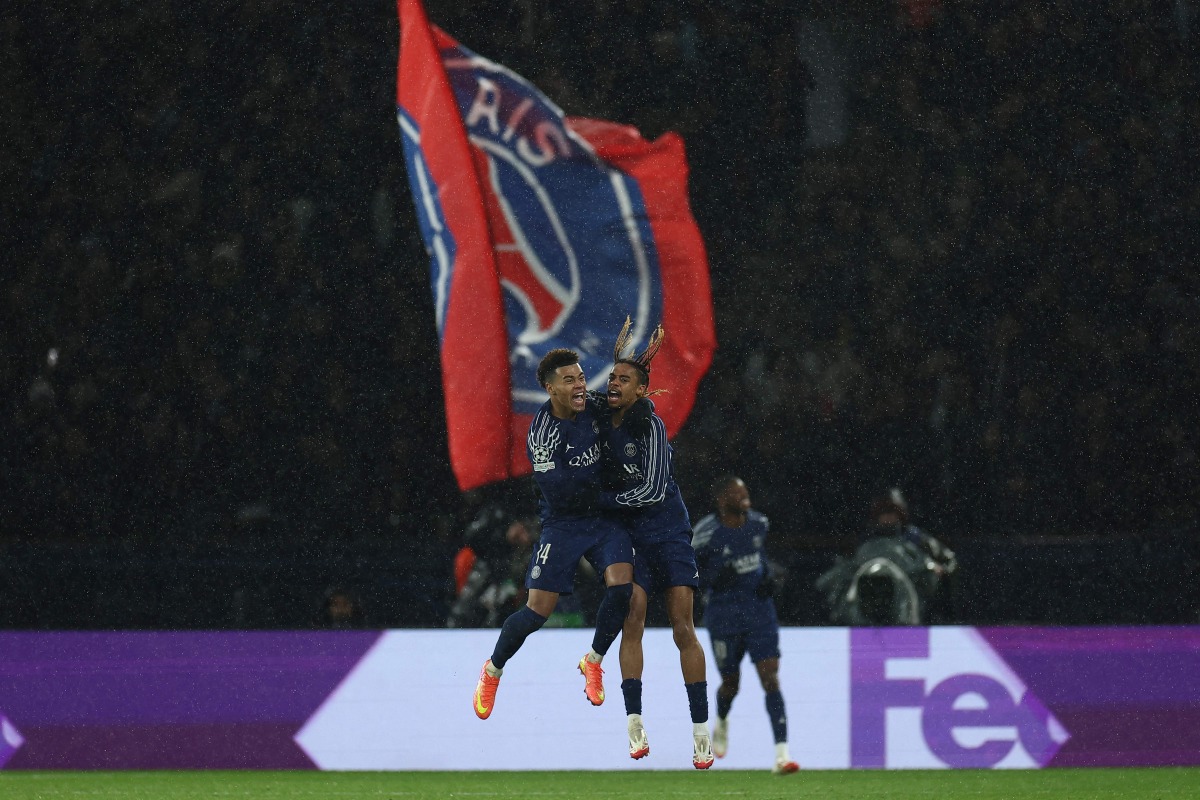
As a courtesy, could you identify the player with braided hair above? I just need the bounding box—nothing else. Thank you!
[598,317,714,769]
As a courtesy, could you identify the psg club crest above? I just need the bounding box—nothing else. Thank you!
[427,39,665,414]
[397,0,714,489]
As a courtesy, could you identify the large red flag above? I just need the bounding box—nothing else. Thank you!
[397,0,715,490]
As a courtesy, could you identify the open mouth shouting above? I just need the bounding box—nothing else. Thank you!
[606,362,644,410]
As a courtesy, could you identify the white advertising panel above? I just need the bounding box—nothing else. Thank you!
[293,626,1067,770]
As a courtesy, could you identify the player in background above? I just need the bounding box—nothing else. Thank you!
[473,348,634,720]
[692,475,800,775]
[599,317,714,770]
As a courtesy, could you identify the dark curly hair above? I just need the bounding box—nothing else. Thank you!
[536,348,580,388]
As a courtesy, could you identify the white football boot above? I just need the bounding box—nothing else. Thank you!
[712,716,728,758]
[627,714,649,760]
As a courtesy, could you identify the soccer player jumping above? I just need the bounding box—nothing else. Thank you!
[599,317,714,770]
[472,348,635,720]
[692,475,800,774]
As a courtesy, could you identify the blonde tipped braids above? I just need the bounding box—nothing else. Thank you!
[613,316,668,396]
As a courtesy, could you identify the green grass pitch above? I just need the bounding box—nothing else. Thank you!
[1,769,1198,799]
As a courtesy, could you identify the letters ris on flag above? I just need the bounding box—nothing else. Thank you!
[397,0,715,490]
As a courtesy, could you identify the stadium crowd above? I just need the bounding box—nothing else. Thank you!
[4,1,1198,624]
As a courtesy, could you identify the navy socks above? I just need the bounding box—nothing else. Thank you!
[622,678,643,716]
[591,583,633,656]
[490,606,547,669]
[686,681,709,724]
[624,678,710,725]
[765,689,788,743]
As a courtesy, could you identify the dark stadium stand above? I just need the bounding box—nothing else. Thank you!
[3,0,1197,628]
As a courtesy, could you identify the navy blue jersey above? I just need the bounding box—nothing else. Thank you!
[692,509,777,634]
[526,400,604,526]
[598,413,691,544]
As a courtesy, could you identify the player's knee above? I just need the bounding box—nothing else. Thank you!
[671,623,698,650]
[720,675,741,697]
[605,562,634,586]
[526,592,558,618]
[757,663,781,692]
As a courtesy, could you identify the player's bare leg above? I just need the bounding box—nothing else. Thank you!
[620,584,650,758]
[525,588,559,618]
[619,583,647,681]
[665,586,705,685]
[666,586,712,768]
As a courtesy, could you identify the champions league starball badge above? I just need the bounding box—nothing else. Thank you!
[530,444,555,473]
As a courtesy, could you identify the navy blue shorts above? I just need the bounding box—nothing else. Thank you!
[632,534,699,595]
[525,517,633,595]
[708,622,781,676]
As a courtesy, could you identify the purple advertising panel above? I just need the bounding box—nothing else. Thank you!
[0,628,1197,770]
[979,627,1200,767]
[0,632,382,769]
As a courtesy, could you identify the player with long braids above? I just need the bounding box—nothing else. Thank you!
[598,317,714,770]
